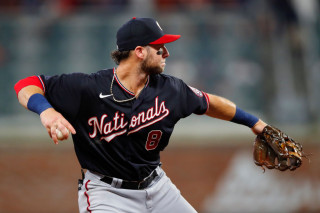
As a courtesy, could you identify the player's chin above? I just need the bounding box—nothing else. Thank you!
[146,66,164,75]
[158,63,166,71]
[157,66,165,74]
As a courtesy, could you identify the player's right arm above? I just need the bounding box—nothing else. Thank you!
[15,77,76,144]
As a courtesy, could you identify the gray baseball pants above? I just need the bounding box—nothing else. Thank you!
[78,167,197,213]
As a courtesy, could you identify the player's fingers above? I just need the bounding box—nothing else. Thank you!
[50,125,59,145]
[56,124,69,140]
[61,126,70,138]
[61,119,76,135]
[47,127,52,138]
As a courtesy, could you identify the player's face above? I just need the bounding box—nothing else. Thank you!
[141,44,169,75]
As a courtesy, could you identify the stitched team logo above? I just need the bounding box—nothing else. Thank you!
[87,97,170,143]
[156,21,163,31]
[188,86,203,97]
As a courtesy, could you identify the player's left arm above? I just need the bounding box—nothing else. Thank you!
[204,93,267,135]
[204,93,306,171]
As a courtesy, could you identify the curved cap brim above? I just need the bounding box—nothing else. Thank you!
[149,34,181,44]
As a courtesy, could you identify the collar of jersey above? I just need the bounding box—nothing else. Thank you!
[113,68,150,96]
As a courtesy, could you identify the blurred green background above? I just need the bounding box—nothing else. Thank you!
[1,0,319,140]
[0,0,319,213]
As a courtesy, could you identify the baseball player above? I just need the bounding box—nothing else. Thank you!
[15,17,268,212]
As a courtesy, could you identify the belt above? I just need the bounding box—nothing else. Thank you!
[100,169,158,190]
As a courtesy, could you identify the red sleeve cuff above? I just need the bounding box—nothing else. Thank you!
[202,92,210,114]
[14,76,44,97]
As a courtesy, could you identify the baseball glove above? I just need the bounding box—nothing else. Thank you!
[253,125,304,171]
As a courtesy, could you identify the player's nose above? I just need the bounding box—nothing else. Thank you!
[162,46,169,58]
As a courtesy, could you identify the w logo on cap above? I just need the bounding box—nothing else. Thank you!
[116,17,180,51]
[156,21,163,31]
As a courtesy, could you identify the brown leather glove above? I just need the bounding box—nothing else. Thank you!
[253,125,304,171]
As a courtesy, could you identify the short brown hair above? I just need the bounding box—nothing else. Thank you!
[110,50,131,65]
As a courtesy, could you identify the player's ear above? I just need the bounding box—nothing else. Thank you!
[134,46,147,60]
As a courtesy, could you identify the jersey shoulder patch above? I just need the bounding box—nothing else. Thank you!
[188,86,203,97]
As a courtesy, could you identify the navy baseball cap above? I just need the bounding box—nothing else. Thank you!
[116,17,181,51]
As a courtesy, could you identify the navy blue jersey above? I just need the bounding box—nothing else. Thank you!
[39,68,209,181]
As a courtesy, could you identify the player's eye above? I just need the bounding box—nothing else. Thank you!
[156,48,163,55]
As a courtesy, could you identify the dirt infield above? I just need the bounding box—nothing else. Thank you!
[0,142,319,213]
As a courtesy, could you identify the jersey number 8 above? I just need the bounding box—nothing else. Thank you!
[145,130,162,151]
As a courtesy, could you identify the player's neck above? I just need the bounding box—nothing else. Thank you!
[115,64,148,96]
